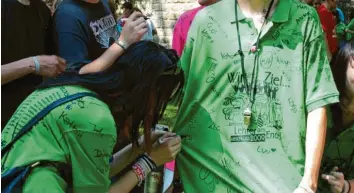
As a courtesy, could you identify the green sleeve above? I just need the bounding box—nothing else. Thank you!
[303,16,339,112]
[336,24,346,36]
[179,17,199,81]
[56,97,117,193]
[346,19,354,30]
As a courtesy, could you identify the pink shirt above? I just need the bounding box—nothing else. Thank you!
[172,6,204,56]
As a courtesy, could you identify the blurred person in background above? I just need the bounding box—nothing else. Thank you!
[172,0,219,56]
[1,0,66,128]
[317,0,338,60]
[332,9,347,48]
[345,11,354,42]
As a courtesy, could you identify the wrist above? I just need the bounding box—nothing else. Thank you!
[343,180,349,193]
[27,57,36,73]
[117,36,130,49]
[300,177,317,192]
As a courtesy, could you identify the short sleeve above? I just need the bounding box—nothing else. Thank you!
[55,97,117,192]
[53,7,91,71]
[172,18,185,57]
[303,17,339,112]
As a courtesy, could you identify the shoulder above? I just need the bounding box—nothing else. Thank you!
[175,6,203,28]
[192,0,226,28]
[53,96,116,135]
[288,0,320,23]
[287,0,323,41]
[31,0,51,14]
[48,87,116,135]
[55,0,84,19]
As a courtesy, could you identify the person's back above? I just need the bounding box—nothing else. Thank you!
[1,0,52,127]
[1,85,116,192]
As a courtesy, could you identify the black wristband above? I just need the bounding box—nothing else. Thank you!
[140,155,154,170]
[143,153,157,168]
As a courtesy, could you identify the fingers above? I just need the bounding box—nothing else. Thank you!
[129,11,144,21]
[327,179,342,187]
[164,136,181,147]
[134,19,148,32]
[330,171,344,180]
[52,56,66,76]
[57,56,66,65]
[331,166,339,172]
[322,174,336,181]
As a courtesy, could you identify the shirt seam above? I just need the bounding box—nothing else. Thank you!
[306,93,339,107]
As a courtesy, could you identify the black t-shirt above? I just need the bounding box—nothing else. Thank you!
[53,0,119,71]
[1,0,51,127]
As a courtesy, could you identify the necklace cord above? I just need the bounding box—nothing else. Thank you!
[235,0,275,105]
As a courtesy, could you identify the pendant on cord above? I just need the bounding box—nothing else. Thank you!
[243,107,252,127]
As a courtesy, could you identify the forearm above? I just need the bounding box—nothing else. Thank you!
[302,107,327,190]
[79,41,124,74]
[1,57,35,85]
[109,170,139,193]
[109,143,142,177]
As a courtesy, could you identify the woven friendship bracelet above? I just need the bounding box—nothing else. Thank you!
[132,164,144,186]
[132,154,157,186]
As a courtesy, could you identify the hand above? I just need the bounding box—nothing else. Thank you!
[36,55,66,77]
[119,11,148,47]
[322,166,345,193]
[148,133,181,166]
[137,130,173,152]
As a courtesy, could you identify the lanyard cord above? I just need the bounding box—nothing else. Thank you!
[235,0,275,106]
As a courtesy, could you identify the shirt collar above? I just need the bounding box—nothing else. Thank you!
[229,0,291,23]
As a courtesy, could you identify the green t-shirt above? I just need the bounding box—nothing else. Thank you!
[1,85,117,193]
[173,0,339,192]
[335,22,346,42]
[346,19,354,41]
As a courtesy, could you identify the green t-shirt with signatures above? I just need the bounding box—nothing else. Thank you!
[1,85,117,193]
[173,0,339,192]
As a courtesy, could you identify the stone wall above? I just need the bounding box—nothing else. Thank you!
[117,0,199,47]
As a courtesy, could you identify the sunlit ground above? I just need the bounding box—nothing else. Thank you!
[159,103,178,130]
